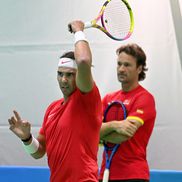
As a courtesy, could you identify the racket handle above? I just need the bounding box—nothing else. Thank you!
[84,21,92,29]
[102,168,109,182]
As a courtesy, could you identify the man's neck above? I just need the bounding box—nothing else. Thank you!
[121,82,139,92]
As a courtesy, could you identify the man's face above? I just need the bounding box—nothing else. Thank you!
[117,52,141,84]
[57,67,77,99]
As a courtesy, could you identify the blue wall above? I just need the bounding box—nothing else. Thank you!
[0,166,182,182]
[0,166,50,182]
[150,169,182,182]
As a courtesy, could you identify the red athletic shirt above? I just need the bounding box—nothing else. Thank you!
[99,85,156,180]
[39,84,102,182]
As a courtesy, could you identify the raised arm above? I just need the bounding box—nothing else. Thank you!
[68,20,94,93]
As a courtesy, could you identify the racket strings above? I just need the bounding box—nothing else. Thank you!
[105,105,124,147]
[103,0,131,39]
[105,106,124,122]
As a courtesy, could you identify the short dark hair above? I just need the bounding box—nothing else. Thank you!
[60,51,75,60]
[116,43,148,81]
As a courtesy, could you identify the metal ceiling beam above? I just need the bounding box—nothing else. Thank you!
[169,0,182,71]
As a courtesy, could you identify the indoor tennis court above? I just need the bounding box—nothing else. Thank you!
[0,0,182,181]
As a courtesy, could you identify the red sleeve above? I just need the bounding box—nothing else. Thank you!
[127,92,156,124]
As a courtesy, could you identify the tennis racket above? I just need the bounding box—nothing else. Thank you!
[84,0,134,41]
[102,100,127,182]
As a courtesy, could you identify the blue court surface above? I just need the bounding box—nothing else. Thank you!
[0,166,182,182]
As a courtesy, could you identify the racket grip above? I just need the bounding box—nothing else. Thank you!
[68,24,73,33]
[84,21,92,29]
[102,168,109,182]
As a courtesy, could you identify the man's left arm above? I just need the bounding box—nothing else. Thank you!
[100,119,142,144]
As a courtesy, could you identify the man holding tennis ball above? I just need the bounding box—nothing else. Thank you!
[8,20,102,182]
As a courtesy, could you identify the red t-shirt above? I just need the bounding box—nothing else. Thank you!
[40,84,102,182]
[99,85,156,180]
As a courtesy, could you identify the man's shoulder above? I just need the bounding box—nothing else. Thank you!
[102,90,121,103]
[47,98,63,109]
[134,86,156,106]
[138,85,155,98]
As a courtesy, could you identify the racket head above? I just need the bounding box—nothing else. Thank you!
[89,0,134,41]
[103,100,127,148]
[101,0,134,41]
[103,100,127,123]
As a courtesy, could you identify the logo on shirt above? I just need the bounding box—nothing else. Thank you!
[136,109,144,114]
[48,113,56,118]
[123,99,130,105]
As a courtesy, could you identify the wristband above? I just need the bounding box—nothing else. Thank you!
[21,134,32,142]
[22,135,39,154]
[74,31,87,44]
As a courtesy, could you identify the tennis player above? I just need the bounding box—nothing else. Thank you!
[99,43,156,182]
[8,20,102,182]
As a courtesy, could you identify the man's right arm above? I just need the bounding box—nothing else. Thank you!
[100,119,139,144]
[68,20,94,93]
